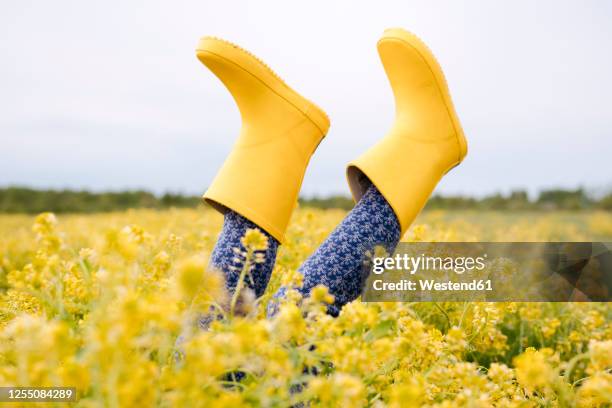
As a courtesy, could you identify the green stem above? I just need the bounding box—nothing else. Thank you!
[563,352,589,383]
[229,248,253,319]
[433,302,451,330]
[458,302,470,329]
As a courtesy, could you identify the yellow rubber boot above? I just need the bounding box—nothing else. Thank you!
[197,37,330,243]
[347,28,468,237]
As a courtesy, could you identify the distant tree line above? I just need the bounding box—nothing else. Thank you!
[0,187,201,214]
[304,188,612,211]
[0,186,610,214]
[426,188,612,211]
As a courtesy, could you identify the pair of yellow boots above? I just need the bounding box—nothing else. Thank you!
[198,28,468,243]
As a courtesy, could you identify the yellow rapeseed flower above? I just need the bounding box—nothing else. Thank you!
[513,347,554,392]
[241,228,269,251]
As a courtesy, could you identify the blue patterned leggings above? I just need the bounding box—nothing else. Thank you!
[210,185,400,316]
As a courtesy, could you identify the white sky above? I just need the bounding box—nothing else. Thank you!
[1,0,611,197]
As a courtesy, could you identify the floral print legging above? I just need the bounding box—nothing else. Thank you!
[210,184,400,316]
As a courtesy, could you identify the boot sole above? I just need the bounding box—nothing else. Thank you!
[378,28,468,174]
[196,37,330,137]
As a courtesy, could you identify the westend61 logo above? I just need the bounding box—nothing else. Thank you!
[362,242,612,302]
[372,253,488,275]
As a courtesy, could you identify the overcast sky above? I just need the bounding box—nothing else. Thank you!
[1,0,611,197]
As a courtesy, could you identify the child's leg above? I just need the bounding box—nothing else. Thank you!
[189,211,279,333]
[210,210,279,298]
[270,184,400,316]
[194,37,327,317]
